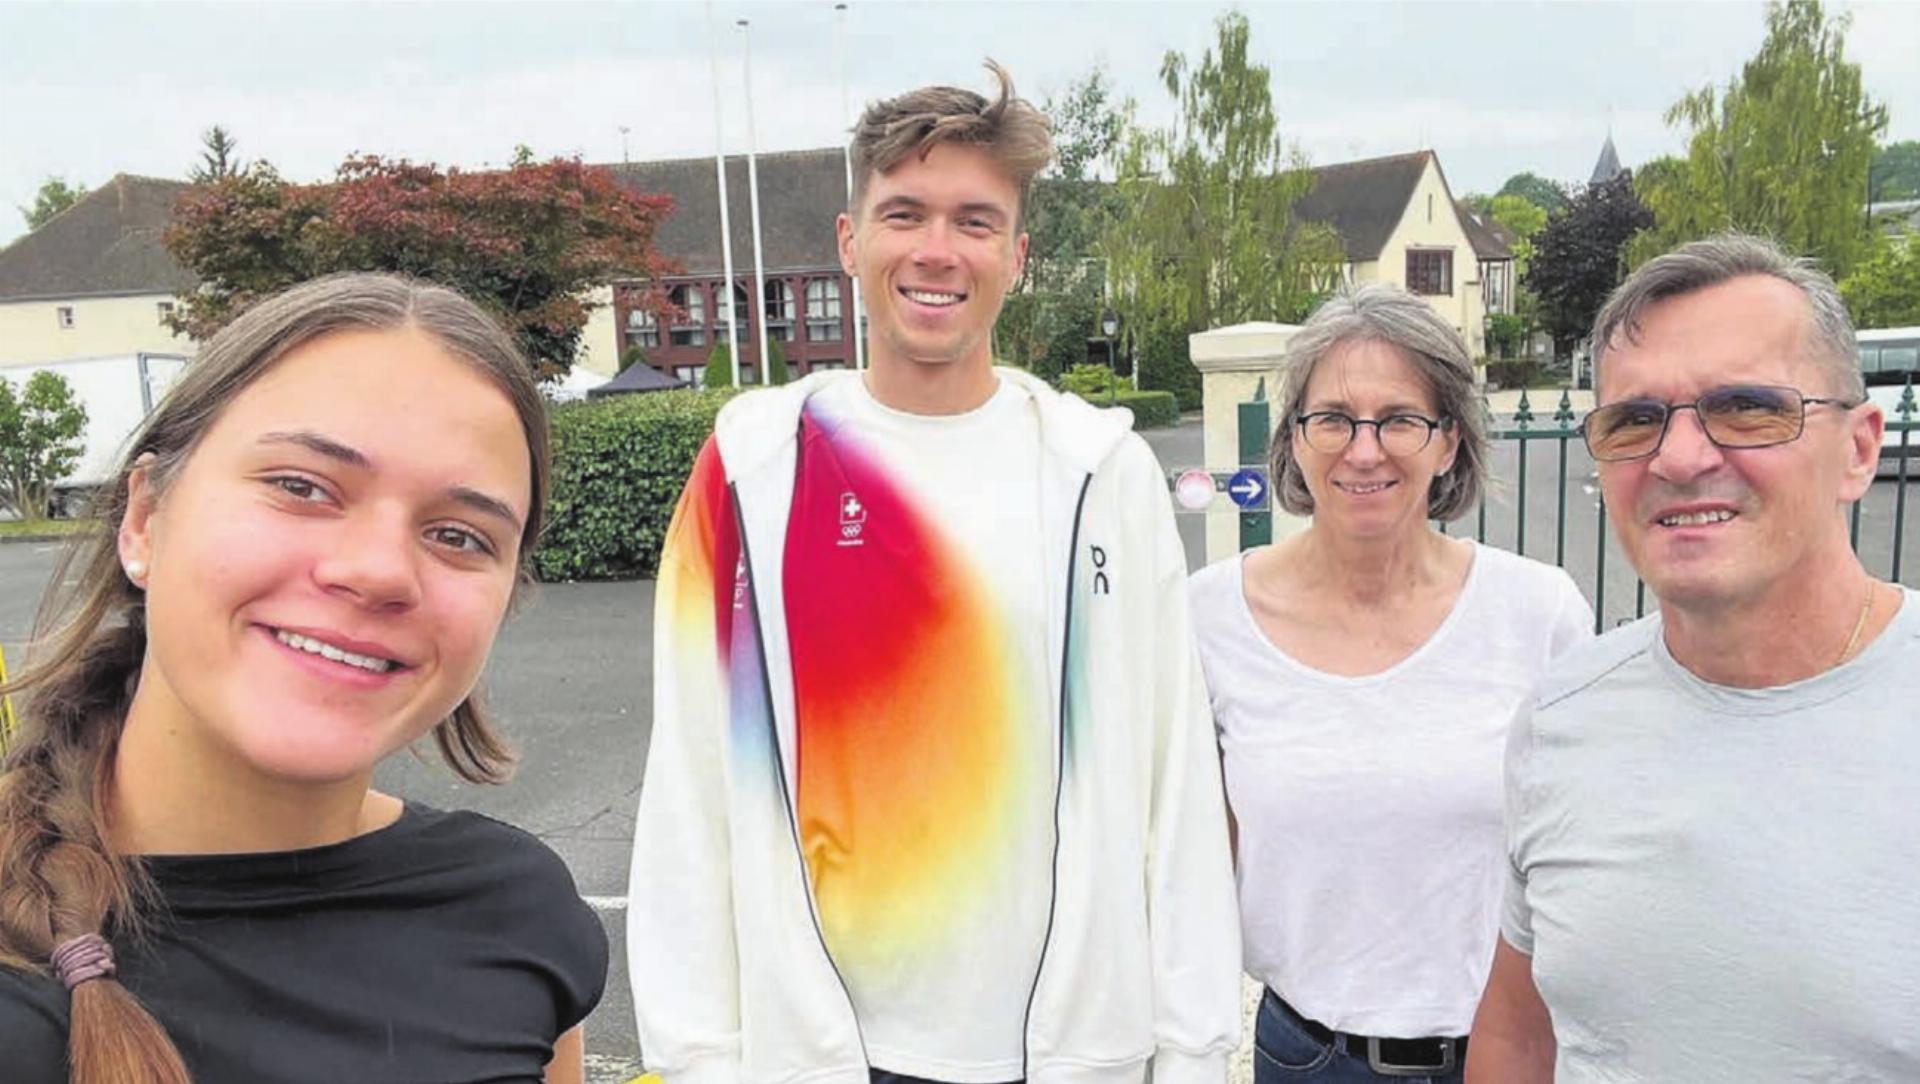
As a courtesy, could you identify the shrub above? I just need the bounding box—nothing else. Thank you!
[1068,387,1179,430]
[1136,321,1201,411]
[619,344,650,370]
[535,388,735,581]
[1484,359,1544,390]
[1486,313,1528,360]
[1058,363,1118,398]
[765,336,790,386]
[703,338,789,387]
[702,343,734,389]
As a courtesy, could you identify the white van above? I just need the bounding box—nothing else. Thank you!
[0,352,189,513]
[1860,328,1920,477]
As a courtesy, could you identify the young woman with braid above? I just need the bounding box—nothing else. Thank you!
[0,273,606,1083]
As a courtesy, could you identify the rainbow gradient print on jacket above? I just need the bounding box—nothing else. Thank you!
[783,409,1048,979]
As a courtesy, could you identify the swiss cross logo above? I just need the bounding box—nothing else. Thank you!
[837,490,867,546]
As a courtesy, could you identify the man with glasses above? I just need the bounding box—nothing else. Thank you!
[1467,234,1920,1082]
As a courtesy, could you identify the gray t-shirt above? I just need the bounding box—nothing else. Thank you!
[1503,591,1920,1082]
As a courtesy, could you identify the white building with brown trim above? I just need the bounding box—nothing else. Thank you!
[0,175,195,371]
[1291,150,1512,358]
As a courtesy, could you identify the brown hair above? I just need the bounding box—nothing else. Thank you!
[848,59,1053,226]
[0,272,552,1083]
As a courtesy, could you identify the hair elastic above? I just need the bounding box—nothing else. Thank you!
[51,933,116,990]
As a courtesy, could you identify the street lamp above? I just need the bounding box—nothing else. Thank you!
[1101,308,1121,405]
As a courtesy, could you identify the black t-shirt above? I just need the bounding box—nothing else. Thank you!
[0,803,607,1084]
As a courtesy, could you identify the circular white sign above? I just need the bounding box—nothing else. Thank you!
[1174,468,1215,511]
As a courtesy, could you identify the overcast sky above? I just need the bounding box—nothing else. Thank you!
[3,0,1917,250]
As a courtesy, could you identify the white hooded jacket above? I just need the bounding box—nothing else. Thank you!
[628,368,1240,1084]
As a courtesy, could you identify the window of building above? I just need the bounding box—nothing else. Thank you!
[765,280,795,342]
[625,305,660,349]
[1406,250,1453,296]
[669,284,707,347]
[805,278,843,342]
[156,300,175,324]
[57,306,75,329]
[714,284,752,343]
[674,365,700,386]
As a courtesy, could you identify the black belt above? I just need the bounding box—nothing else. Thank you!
[1265,990,1467,1078]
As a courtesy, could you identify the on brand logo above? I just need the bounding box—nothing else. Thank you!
[1090,545,1110,595]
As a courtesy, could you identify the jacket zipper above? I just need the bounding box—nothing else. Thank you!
[1019,472,1093,1080]
[729,482,872,1070]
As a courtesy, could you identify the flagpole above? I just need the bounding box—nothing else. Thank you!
[737,18,770,385]
[707,1,741,385]
[834,2,865,372]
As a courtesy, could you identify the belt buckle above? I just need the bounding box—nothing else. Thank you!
[1364,1036,1455,1078]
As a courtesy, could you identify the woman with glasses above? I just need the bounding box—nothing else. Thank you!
[1188,284,1591,1084]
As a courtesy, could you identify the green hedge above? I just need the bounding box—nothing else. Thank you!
[534,380,1179,582]
[1484,359,1544,390]
[1071,388,1179,430]
[534,388,735,581]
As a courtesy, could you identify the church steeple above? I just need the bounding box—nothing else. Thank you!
[1590,133,1623,186]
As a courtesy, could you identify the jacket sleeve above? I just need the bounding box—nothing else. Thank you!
[1140,459,1243,1084]
[628,438,743,1084]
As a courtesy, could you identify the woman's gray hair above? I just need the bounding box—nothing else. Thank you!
[1270,283,1487,522]
[1591,232,1862,400]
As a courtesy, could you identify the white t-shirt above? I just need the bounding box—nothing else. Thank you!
[1504,592,1920,1082]
[790,374,1055,1082]
[1189,541,1591,1037]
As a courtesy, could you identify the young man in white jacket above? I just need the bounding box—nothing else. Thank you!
[628,62,1240,1084]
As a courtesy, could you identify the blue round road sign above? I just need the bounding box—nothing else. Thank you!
[1226,468,1268,510]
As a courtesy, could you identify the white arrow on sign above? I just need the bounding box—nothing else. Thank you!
[1227,467,1268,509]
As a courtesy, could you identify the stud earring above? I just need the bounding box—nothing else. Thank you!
[125,560,147,584]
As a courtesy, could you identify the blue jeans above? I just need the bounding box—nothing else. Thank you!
[1253,990,1465,1084]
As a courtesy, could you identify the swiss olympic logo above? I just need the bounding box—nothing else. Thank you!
[838,491,867,546]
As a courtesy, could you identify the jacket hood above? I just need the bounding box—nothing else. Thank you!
[711,366,1137,480]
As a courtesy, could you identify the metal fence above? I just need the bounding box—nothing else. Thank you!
[1237,383,1920,633]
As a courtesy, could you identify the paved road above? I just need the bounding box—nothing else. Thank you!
[7,413,1920,1081]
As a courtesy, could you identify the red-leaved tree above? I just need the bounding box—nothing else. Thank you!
[165,154,676,378]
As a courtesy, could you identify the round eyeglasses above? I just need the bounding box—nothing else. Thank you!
[1581,384,1858,462]
[1295,411,1449,457]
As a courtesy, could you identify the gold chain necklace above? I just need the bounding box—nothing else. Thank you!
[1832,578,1878,669]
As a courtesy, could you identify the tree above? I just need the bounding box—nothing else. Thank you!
[191,125,244,183]
[18,176,88,231]
[1526,172,1655,362]
[1630,0,1887,276]
[1872,141,1920,202]
[1496,172,1569,216]
[996,66,1124,370]
[1840,231,1920,328]
[1103,12,1343,395]
[165,154,676,378]
[0,372,88,522]
[1488,193,1549,271]
[764,336,790,386]
[702,343,735,389]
